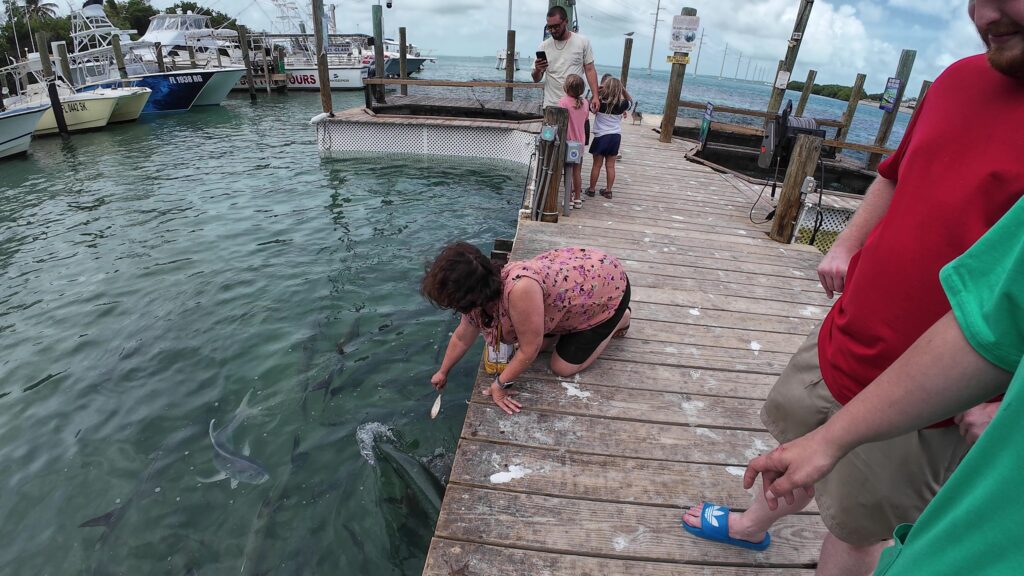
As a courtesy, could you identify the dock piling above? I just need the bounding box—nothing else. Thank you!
[770,134,822,243]
[262,47,272,94]
[795,69,816,116]
[505,30,516,101]
[372,5,386,103]
[400,27,409,96]
[237,27,257,103]
[868,49,916,170]
[621,36,633,88]
[909,79,932,124]
[187,45,198,68]
[111,35,129,80]
[835,73,866,154]
[154,42,166,73]
[765,0,814,123]
[35,32,69,138]
[311,0,334,114]
[52,41,73,84]
[659,7,697,144]
[540,106,568,223]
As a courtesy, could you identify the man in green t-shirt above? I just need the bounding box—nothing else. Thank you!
[742,194,1024,575]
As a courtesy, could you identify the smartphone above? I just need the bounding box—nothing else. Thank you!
[536,51,547,61]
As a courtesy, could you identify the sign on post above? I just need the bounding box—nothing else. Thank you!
[880,77,901,112]
[774,70,791,90]
[669,15,700,52]
[666,54,690,65]
[698,102,714,152]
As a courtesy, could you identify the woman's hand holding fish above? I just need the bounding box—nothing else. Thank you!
[430,370,448,391]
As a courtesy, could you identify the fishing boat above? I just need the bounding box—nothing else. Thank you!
[137,12,246,106]
[0,103,49,159]
[3,81,118,135]
[86,85,152,123]
[68,1,220,113]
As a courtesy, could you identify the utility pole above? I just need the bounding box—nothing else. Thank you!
[745,58,752,80]
[507,0,512,31]
[766,0,815,123]
[735,51,742,78]
[691,27,704,76]
[647,0,664,75]
[719,42,728,78]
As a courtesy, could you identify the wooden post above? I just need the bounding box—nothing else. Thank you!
[311,0,333,113]
[372,4,386,103]
[111,35,129,80]
[53,42,73,84]
[35,32,69,137]
[262,47,272,94]
[766,0,814,122]
[400,27,409,96]
[0,74,7,111]
[154,42,166,72]
[908,79,932,124]
[868,49,916,170]
[541,106,568,223]
[237,26,257,103]
[835,72,866,154]
[187,45,198,68]
[770,134,823,243]
[659,7,697,144]
[621,36,633,87]
[795,69,816,116]
[504,29,515,101]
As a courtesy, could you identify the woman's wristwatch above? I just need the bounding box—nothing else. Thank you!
[494,375,515,390]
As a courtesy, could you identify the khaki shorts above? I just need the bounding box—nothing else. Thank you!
[760,325,969,546]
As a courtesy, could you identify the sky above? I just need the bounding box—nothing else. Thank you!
[48,0,987,95]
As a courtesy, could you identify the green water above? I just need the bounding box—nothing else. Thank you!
[0,91,523,575]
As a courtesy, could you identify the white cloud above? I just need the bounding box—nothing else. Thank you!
[887,0,966,20]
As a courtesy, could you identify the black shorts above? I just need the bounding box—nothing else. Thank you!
[554,279,630,365]
[589,134,621,156]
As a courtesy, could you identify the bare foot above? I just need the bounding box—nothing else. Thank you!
[682,503,767,544]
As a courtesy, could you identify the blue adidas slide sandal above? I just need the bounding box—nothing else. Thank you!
[682,503,771,551]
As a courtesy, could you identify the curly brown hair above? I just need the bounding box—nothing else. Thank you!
[421,242,502,316]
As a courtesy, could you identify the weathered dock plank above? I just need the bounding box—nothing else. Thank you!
[423,118,828,574]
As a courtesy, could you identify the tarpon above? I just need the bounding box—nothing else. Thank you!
[199,390,270,489]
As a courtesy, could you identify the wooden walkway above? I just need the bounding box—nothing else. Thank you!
[423,118,834,575]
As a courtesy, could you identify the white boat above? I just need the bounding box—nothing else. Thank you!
[3,80,119,135]
[0,103,49,159]
[137,13,247,106]
[87,85,151,122]
[496,49,521,71]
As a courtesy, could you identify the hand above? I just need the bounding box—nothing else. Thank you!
[534,58,548,73]
[816,239,858,299]
[743,428,845,511]
[430,370,448,391]
[483,381,522,415]
[590,95,601,113]
[954,401,1001,447]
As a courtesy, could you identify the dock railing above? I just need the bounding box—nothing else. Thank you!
[361,78,543,108]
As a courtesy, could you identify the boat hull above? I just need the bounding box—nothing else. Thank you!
[35,96,117,135]
[233,66,367,91]
[107,89,152,123]
[192,68,246,106]
[130,70,214,113]
[0,105,49,159]
[384,57,429,76]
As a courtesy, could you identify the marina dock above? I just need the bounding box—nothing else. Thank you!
[422,118,842,574]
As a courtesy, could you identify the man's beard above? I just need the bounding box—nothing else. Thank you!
[982,20,1024,80]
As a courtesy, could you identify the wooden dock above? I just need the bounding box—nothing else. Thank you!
[423,118,837,575]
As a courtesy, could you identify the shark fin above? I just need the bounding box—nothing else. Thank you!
[79,508,119,528]
[230,479,239,490]
[242,440,251,456]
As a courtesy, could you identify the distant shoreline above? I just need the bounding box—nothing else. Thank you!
[859,99,915,114]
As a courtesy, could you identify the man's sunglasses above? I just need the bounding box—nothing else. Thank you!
[546,23,565,31]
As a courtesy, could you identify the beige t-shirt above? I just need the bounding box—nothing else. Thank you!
[538,32,594,108]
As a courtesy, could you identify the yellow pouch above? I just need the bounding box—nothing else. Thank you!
[483,323,515,375]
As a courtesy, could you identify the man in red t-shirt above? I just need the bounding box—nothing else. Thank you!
[683,1,1024,572]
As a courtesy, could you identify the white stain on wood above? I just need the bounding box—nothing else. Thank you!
[750,341,762,355]
[726,466,746,477]
[689,308,701,316]
[489,464,533,484]
[561,382,592,400]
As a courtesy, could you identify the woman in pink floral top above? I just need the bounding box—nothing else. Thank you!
[422,243,630,415]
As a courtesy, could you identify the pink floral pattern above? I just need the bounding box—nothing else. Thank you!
[467,248,627,347]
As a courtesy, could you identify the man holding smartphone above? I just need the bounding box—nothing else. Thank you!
[532,6,601,112]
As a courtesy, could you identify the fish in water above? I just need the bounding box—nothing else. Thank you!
[199,390,270,489]
[374,440,444,515]
[335,317,361,355]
